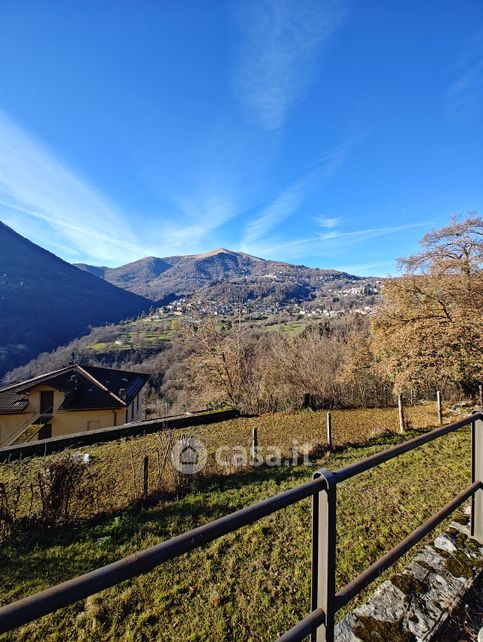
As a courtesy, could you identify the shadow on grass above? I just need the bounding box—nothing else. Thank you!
[4,425,452,571]
[1,429,423,559]
[0,424,465,609]
[0,462,319,603]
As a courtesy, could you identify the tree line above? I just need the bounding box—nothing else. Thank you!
[157,216,482,414]
[4,216,481,416]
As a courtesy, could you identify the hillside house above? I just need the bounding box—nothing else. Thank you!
[0,365,150,447]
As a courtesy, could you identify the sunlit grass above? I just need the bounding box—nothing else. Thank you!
[0,405,470,641]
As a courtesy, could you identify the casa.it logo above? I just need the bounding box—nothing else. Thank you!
[171,437,208,474]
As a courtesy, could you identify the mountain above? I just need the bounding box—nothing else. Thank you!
[0,222,151,377]
[74,263,109,278]
[95,256,174,296]
[75,248,365,303]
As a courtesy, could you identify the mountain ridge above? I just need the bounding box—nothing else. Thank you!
[75,248,363,302]
[0,222,151,377]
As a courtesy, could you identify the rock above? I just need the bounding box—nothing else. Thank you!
[434,535,457,554]
[335,517,482,641]
[72,452,94,464]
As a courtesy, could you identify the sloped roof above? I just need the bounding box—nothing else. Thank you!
[0,389,30,414]
[0,365,150,413]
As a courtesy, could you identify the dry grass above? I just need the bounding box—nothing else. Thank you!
[0,403,471,641]
[0,417,472,641]
[0,403,445,525]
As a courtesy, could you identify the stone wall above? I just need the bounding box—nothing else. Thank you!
[336,513,483,642]
[0,408,240,461]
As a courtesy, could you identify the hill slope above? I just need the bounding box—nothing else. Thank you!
[0,222,150,377]
[98,256,175,296]
[76,248,364,302]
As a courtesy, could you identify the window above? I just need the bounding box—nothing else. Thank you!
[38,424,52,440]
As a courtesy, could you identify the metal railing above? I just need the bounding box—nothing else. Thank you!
[1,406,54,448]
[0,412,39,448]
[0,411,481,640]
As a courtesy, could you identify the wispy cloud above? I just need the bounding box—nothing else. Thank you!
[254,221,430,259]
[446,62,483,121]
[158,192,237,254]
[0,111,149,264]
[445,30,483,122]
[315,215,340,228]
[242,174,313,246]
[0,111,250,264]
[234,0,347,130]
[317,221,429,242]
[242,140,352,247]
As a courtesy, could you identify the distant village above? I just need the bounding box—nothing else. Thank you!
[154,280,381,320]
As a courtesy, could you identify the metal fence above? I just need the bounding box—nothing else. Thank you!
[0,411,481,641]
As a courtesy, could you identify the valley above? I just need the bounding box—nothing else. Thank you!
[0,224,380,381]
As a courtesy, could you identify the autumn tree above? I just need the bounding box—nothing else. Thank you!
[178,315,389,412]
[338,331,390,407]
[179,316,264,412]
[372,216,483,397]
[264,325,343,409]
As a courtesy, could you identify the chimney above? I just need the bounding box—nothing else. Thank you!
[119,388,126,400]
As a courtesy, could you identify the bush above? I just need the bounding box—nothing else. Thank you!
[36,452,95,525]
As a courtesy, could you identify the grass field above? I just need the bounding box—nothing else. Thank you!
[86,317,175,355]
[264,319,307,334]
[0,404,447,520]
[0,405,472,641]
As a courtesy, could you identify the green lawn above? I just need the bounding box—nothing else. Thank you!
[265,320,307,334]
[0,405,445,520]
[85,317,175,355]
[0,416,472,641]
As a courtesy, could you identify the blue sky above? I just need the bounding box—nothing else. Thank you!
[0,0,482,275]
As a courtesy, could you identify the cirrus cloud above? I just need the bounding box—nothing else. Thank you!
[0,110,149,264]
[233,0,348,130]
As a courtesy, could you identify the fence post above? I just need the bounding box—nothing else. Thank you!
[326,413,332,451]
[398,394,405,434]
[143,455,149,500]
[479,384,483,407]
[471,412,483,544]
[251,426,258,463]
[311,469,336,642]
[437,391,443,425]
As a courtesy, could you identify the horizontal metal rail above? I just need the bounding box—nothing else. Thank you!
[0,411,481,639]
[276,608,325,642]
[334,479,481,610]
[0,476,325,633]
[334,413,479,483]
[281,411,482,642]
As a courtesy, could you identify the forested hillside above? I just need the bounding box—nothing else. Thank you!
[75,247,371,303]
[0,222,150,377]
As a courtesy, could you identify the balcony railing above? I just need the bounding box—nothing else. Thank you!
[0,411,481,640]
